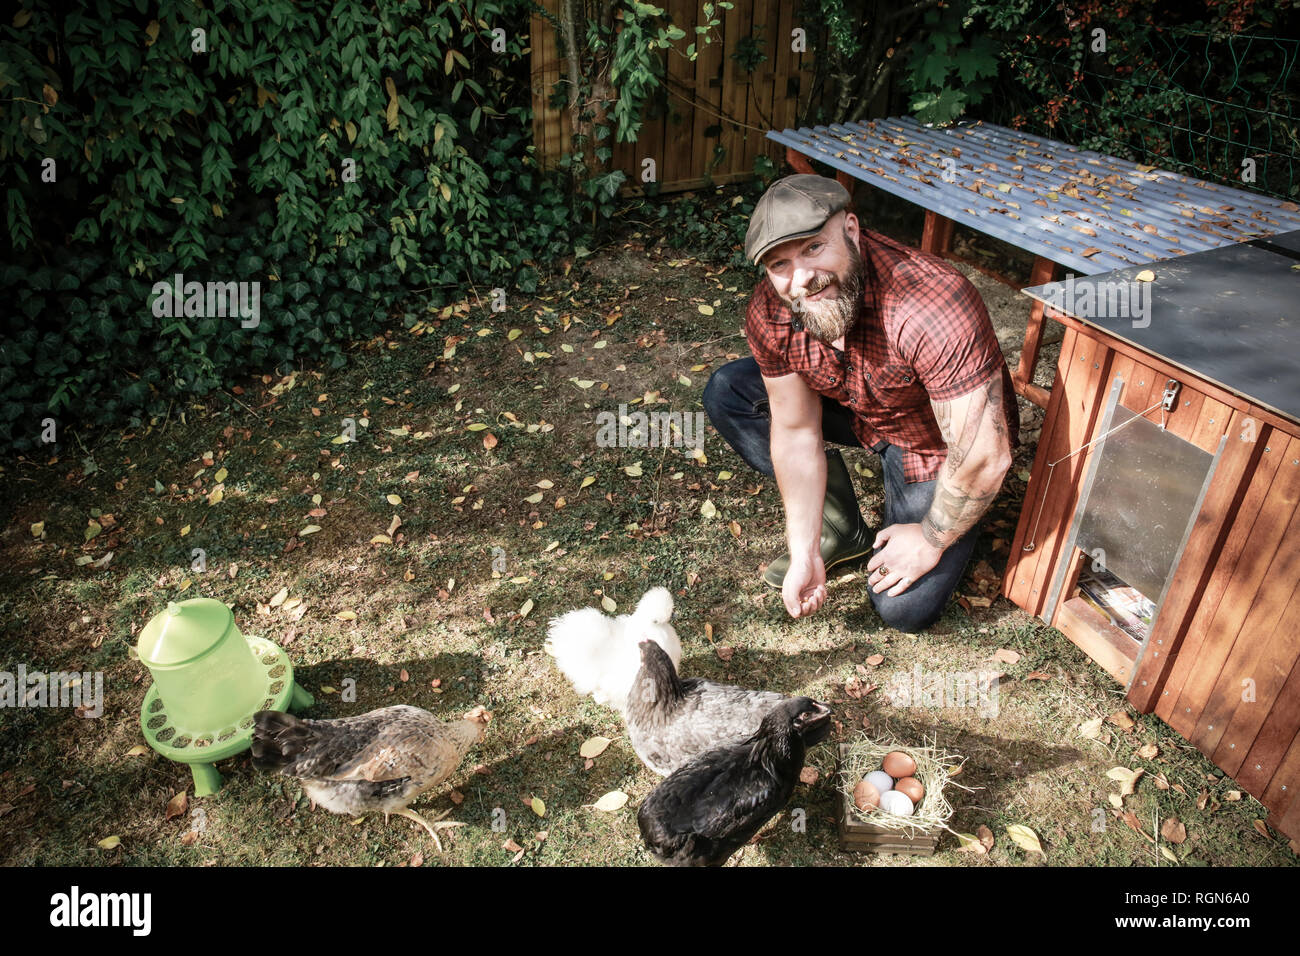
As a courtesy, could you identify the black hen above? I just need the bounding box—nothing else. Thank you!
[637,696,833,867]
[626,639,831,775]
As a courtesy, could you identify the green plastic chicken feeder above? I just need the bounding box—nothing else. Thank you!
[137,598,314,796]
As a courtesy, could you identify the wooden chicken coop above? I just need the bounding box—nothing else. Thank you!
[1001,233,1300,842]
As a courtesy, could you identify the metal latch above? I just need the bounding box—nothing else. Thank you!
[1161,379,1180,413]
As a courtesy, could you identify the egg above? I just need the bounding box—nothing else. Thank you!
[865,770,894,795]
[894,776,925,804]
[882,750,918,778]
[878,790,915,816]
[852,778,881,812]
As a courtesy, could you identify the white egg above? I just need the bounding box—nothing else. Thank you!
[879,790,915,816]
[865,770,894,795]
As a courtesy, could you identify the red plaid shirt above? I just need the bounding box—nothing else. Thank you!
[745,228,1019,483]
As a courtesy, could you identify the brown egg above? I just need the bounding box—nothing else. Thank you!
[852,778,881,812]
[894,776,925,804]
[882,750,918,779]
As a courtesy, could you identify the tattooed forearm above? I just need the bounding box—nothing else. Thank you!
[923,373,1011,549]
[921,479,1000,549]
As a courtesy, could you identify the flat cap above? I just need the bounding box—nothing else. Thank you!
[744,174,851,265]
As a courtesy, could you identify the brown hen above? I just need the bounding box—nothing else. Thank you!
[252,704,489,852]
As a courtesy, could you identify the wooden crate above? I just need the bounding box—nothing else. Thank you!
[835,745,941,856]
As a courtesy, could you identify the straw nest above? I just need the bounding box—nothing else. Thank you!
[838,730,970,836]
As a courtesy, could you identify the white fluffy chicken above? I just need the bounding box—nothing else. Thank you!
[544,586,681,714]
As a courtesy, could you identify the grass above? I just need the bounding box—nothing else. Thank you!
[0,229,1295,869]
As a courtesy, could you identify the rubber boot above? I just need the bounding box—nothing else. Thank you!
[763,449,876,588]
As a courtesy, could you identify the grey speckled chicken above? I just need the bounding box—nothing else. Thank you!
[251,704,489,852]
[626,640,832,776]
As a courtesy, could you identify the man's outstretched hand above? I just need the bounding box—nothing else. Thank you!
[782,553,827,618]
[867,523,944,596]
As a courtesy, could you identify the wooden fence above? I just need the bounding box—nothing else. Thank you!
[529,0,820,194]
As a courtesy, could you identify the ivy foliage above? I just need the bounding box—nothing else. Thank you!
[0,0,576,452]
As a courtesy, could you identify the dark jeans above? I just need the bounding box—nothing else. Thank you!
[702,357,981,633]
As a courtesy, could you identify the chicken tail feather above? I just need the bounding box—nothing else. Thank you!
[633,586,674,625]
[250,709,315,772]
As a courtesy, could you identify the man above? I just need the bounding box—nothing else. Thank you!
[703,174,1018,633]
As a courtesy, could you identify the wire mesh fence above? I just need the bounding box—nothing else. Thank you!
[983,3,1300,202]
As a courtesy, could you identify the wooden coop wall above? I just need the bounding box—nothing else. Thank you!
[1002,309,1300,840]
[529,0,818,194]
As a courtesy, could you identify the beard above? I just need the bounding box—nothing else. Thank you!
[789,230,864,344]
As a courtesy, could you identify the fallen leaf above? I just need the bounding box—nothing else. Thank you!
[864,654,885,666]
[97,835,121,850]
[399,669,409,682]
[1223,790,1242,802]
[1006,824,1044,855]
[1137,743,1159,759]
[1026,671,1052,681]
[978,825,994,850]
[580,736,612,759]
[1107,710,1136,731]
[1254,820,1271,839]
[336,610,357,621]
[483,432,498,450]
[1196,788,1210,810]
[519,598,534,618]
[955,832,987,854]
[269,587,289,607]
[1160,845,1178,863]
[600,595,616,613]
[503,838,524,853]
[1160,817,1187,844]
[1107,766,1144,796]
[530,797,546,818]
[165,792,188,821]
[624,463,643,477]
[1135,269,1156,282]
[1108,793,1124,809]
[1154,772,1170,790]
[591,791,628,812]
[715,645,735,662]
[125,744,150,757]
[991,648,1020,664]
[1120,810,1154,842]
[1079,717,1106,740]
[410,850,424,867]
[697,304,714,315]
[799,767,819,785]
[699,499,717,518]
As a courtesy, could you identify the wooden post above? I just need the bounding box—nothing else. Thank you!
[1012,256,1058,408]
[920,210,954,257]
[785,146,815,175]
